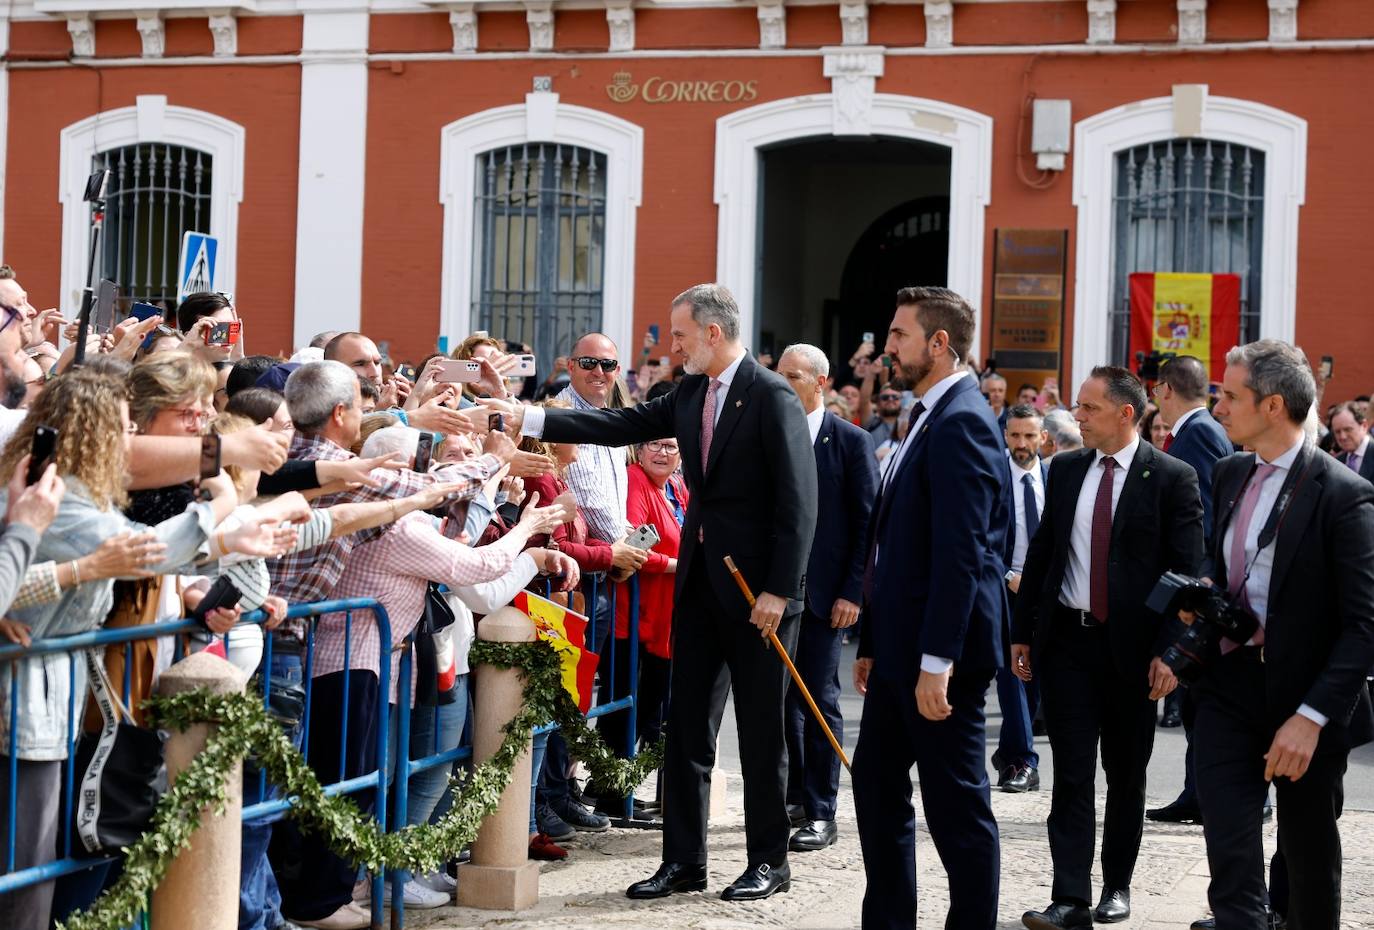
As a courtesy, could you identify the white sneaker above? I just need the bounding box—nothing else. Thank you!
[382,879,451,909]
[291,902,370,930]
[413,869,457,894]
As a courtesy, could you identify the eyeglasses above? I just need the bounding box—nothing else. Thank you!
[573,356,619,372]
[0,305,21,335]
[644,441,680,455]
[877,393,901,401]
[165,406,216,430]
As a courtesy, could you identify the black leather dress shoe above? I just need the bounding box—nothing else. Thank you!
[625,862,707,900]
[1001,765,1041,793]
[1160,710,1183,727]
[720,862,791,901]
[1095,888,1131,923]
[789,820,838,851]
[1146,801,1203,824]
[1022,901,1093,929]
[1190,919,1216,930]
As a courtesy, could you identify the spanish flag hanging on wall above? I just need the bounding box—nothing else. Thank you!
[1128,272,1242,378]
[513,590,599,713]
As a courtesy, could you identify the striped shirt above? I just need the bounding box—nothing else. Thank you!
[556,385,631,542]
[267,433,498,605]
[311,511,528,703]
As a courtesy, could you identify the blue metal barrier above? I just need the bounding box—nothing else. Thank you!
[0,577,653,930]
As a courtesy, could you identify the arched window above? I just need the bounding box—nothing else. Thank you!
[1109,139,1265,364]
[472,143,607,369]
[95,142,214,309]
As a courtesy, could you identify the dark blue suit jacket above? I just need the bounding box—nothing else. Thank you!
[1167,407,1233,542]
[806,411,879,619]
[859,376,1012,683]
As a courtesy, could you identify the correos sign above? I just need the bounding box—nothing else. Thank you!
[606,71,759,104]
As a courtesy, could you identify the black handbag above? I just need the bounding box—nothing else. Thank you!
[414,584,457,707]
[73,651,167,857]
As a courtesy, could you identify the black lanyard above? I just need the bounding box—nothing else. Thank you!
[1233,443,1315,586]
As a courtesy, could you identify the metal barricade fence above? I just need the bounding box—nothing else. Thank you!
[0,577,648,930]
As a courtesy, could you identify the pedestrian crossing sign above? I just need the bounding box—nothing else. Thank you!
[178,232,218,301]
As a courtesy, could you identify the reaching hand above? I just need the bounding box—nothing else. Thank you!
[84,531,166,580]
[475,356,512,400]
[406,480,469,513]
[6,458,65,535]
[109,315,163,361]
[258,491,313,526]
[28,309,67,350]
[222,426,290,474]
[516,492,566,536]
[222,514,297,558]
[472,398,525,435]
[407,394,471,435]
[545,550,580,591]
[481,428,518,465]
[318,452,408,489]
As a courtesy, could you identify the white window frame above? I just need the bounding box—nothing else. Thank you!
[1072,94,1307,390]
[714,93,994,351]
[58,94,245,315]
[439,93,644,358]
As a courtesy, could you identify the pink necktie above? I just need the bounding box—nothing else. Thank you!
[700,379,722,470]
[1223,463,1279,651]
[1349,453,1362,472]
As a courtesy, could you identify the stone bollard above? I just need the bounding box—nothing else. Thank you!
[458,606,540,911]
[151,651,249,930]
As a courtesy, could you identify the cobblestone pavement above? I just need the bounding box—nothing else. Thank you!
[406,776,1374,930]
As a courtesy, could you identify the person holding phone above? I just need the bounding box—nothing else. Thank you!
[176,291,241,365]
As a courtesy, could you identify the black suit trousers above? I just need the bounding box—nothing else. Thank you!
[852,666,1000,930]
[1039,620,1157,905]
[661,555,798,868]
[1194,649,1347,930]
[784,607,845,821]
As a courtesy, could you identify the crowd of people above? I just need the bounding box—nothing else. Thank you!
[0,264,1368,930]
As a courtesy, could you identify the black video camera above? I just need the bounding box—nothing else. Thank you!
[1146,571,1259,684]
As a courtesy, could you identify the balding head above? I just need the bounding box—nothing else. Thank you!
[324,332,382,388]
[567,332,620,408]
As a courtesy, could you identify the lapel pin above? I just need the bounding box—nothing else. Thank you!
[735,400,743,408]
[822,436,831,444]
[1142,470,1151,479]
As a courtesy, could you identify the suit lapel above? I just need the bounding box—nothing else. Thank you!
[886,376,976,491]
[1211,454,1254,577]
[1057,451,1095,551]
[682,376,709,487]
[705,355,757,475]
[815,411,835,458]
[1268,447,1321,602]
[1110,441,1155,546]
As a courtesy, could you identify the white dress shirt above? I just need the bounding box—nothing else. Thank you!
[806,405,825,446]
[874,369,971,676]
[1167,404,1208,442]
[1060,435,1140,611]
[1221,436,1327,726]
[1009,456,1045,574]
[708,349,748,427]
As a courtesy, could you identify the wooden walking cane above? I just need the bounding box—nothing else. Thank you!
[723,555,852,773]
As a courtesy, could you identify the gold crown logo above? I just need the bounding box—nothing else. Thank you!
[607,71,639,104]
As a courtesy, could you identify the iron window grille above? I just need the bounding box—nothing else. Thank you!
[95,143,214,313]
[1110,139,1265,366]
[472,143,607,372]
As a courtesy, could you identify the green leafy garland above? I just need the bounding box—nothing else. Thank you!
[59,639,664,930]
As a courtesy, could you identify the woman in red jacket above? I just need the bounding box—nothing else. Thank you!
[597,437,688,816]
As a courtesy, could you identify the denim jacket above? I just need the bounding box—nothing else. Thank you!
[0,481,216,760]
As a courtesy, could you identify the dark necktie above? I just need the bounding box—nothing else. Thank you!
[1162,432,1175,453]
[1089,456,1116,622]
[862,400,927,603]
[1022,472,1040,541]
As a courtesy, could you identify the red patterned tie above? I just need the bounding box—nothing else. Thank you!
[1162,432,1174,453]
[1089,457,1116,622]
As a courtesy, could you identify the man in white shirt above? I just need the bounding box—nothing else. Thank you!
[1012,366,1203,929]
[1191,340,1374,930]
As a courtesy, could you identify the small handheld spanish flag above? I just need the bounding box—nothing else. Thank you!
[513,590,599,713]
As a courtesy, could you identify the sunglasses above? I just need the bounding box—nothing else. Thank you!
[878,393,902,401]
[573,356,619,372]
[0,305,21,335]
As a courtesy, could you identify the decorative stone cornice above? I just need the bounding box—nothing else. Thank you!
[757,0,785,50]
[208,9,236,56]
[1086,0,1115,45]
[66,13,94,56]
[606,0,633,53]
[449,4,477,53]
[822,45,884,135]
[924,1,952,49]
[1268,0,1298,43]
[839,0,867,47]
[525,0,553,52]
[1177,0,1206,45]
[136,10,164,57]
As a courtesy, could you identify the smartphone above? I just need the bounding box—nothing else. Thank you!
[93,279,118,334]
[199,434,222,481]
[130,302,164,350]
[659,355,671,369]
[27,425,57,486]
[1320,355,1334,380]
[648,324,660,344]
[510,354,537,378]
[191,576,243,625]
[414,432,433,473]
[488,414,505,433]
[83,169,111,203]
[862,331,874,345]
[625,523,661,551]
[205,320,241,347]
[434,359,482,384]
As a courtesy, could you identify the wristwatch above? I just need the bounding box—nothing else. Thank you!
[1004,570,1018,583]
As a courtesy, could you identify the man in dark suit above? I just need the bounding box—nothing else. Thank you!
[775,344,878,852]
[852,286,1010,930]
[493,283,817,902]
[1331,401,1374,484]
[1190,340,1374,930]
[1149,355,1236,818]
[995,403,1049,793]
[1011,366,1203,929]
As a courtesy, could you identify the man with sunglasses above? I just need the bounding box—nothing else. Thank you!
[0,303,33,446]
[865,385,905,447]
[491,284,817,903]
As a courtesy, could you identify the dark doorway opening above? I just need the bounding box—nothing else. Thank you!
[756,136,951,380]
